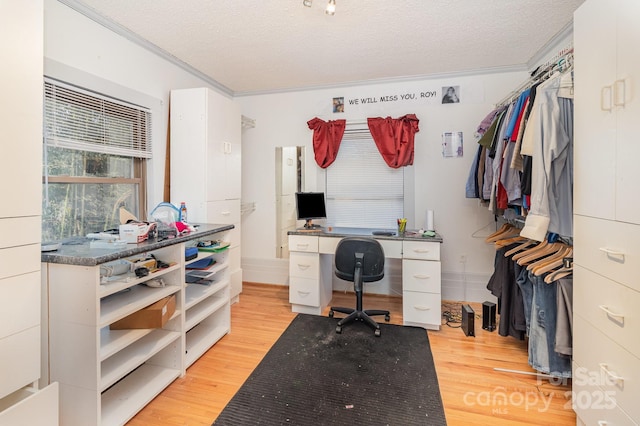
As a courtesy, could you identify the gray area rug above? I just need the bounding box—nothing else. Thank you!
[213,313,447,425]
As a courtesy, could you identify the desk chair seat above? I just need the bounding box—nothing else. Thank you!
[329,237,390,337]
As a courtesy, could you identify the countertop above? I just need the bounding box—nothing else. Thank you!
[41,223,234,266]
[288,226,443,243]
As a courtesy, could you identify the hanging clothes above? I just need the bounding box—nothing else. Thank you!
[520,69,574,241]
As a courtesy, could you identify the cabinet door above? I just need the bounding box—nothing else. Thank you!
[573,0,617,220]
[614,0,640,224]
[205,90,241,202]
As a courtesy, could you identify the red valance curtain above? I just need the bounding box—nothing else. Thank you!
[367,114,420,168]
[307,117,346,168]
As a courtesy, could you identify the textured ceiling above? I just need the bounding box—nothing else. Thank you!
[65,0,585,95]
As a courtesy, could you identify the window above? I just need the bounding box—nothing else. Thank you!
[325,133,404,228]
[42,80,151,241]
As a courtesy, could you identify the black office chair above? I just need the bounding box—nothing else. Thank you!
[329,237,390,337]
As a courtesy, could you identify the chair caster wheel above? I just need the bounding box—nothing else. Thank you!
[385,314,390,322]
[329,310,334,318]
[336,325,342,334]
[374,329,381,337]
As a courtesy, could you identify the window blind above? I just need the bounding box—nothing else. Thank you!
[326,132,404,228]
[43,79,152,158]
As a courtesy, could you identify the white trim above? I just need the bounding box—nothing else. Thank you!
[56,0,233,97]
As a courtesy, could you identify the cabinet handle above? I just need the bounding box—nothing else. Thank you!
[414,305,431,311]
[221,211,231,216]
[598,305,625,322]
[296,264,311,270]
[597,422,608,426]
[598,247,625,261]
[599,363,624,384]
[413,249,430,254]
[297,290,310,295]
[413,274,431,279]
[614,79,626,107]
[296,243,309,249]
[601,86,613,111]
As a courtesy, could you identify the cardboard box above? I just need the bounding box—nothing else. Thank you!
[119,222,154,244]
[110,294,176,330]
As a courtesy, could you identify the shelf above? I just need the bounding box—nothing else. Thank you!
[100,263,181,298]
[185,277,230,310]
[100,328,181,392]
[185,251,214,266]
[100,327,154,361]
[100,285,179,328]
[101,363,180,426]
[185,292,229,331]
[185,320,229,368]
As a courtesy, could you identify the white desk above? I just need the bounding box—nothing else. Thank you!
[288,228,443,330]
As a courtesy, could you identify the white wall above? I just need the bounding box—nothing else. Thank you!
[43,0,227,210]
[237,71,527,301]
[44,0,556,302]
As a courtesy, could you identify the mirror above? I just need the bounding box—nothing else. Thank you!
[275,146,305,258]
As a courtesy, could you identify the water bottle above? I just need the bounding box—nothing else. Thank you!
[179,202,188,223]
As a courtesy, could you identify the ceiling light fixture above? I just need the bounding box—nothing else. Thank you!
[303,0,312,7]
[325,0,336,15]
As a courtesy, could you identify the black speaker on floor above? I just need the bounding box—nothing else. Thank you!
[461,304,475,337]
[482,301,496,331]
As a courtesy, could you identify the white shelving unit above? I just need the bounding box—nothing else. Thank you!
[184,248,231,368]
[42,225,232,426]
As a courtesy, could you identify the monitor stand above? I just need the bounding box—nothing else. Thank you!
[304,219,322,230]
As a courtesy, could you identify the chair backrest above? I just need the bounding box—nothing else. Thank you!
[334,237,385,283]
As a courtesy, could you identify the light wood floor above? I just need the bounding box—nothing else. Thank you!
[127,283,575,426]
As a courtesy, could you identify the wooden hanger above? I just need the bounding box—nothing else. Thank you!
[516,242,565,266]
[531,246,573,275]
[544,266,573,283]
[495,235,526,248]
[504,239,537,257]
[511,240,548,261]
[486,225,520,243]
[485,223,512,243]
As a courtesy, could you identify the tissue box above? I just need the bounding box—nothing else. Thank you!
[119,223,151,243]
[110,294,176,329]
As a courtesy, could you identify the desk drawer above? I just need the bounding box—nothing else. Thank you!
[574,215,640,292]
[289,252,319,279]
[574,265,640,359]
[403,241,440,261]
[403,291,441,327]
[402,260,441,293]
[289,277,319,307]
[289,235,319,253]
[574,314,640,422]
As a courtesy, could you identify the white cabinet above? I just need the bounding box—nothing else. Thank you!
[573,1,640,424]
[42,225,231,426]
[402,242,442,330]
[0,2,58,423]
[171,88,243,303]
[574,0,640,224]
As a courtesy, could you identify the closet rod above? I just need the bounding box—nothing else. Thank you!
[495,47,574,107]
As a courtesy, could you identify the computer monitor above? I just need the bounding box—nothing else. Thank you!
[295,192,327,229]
